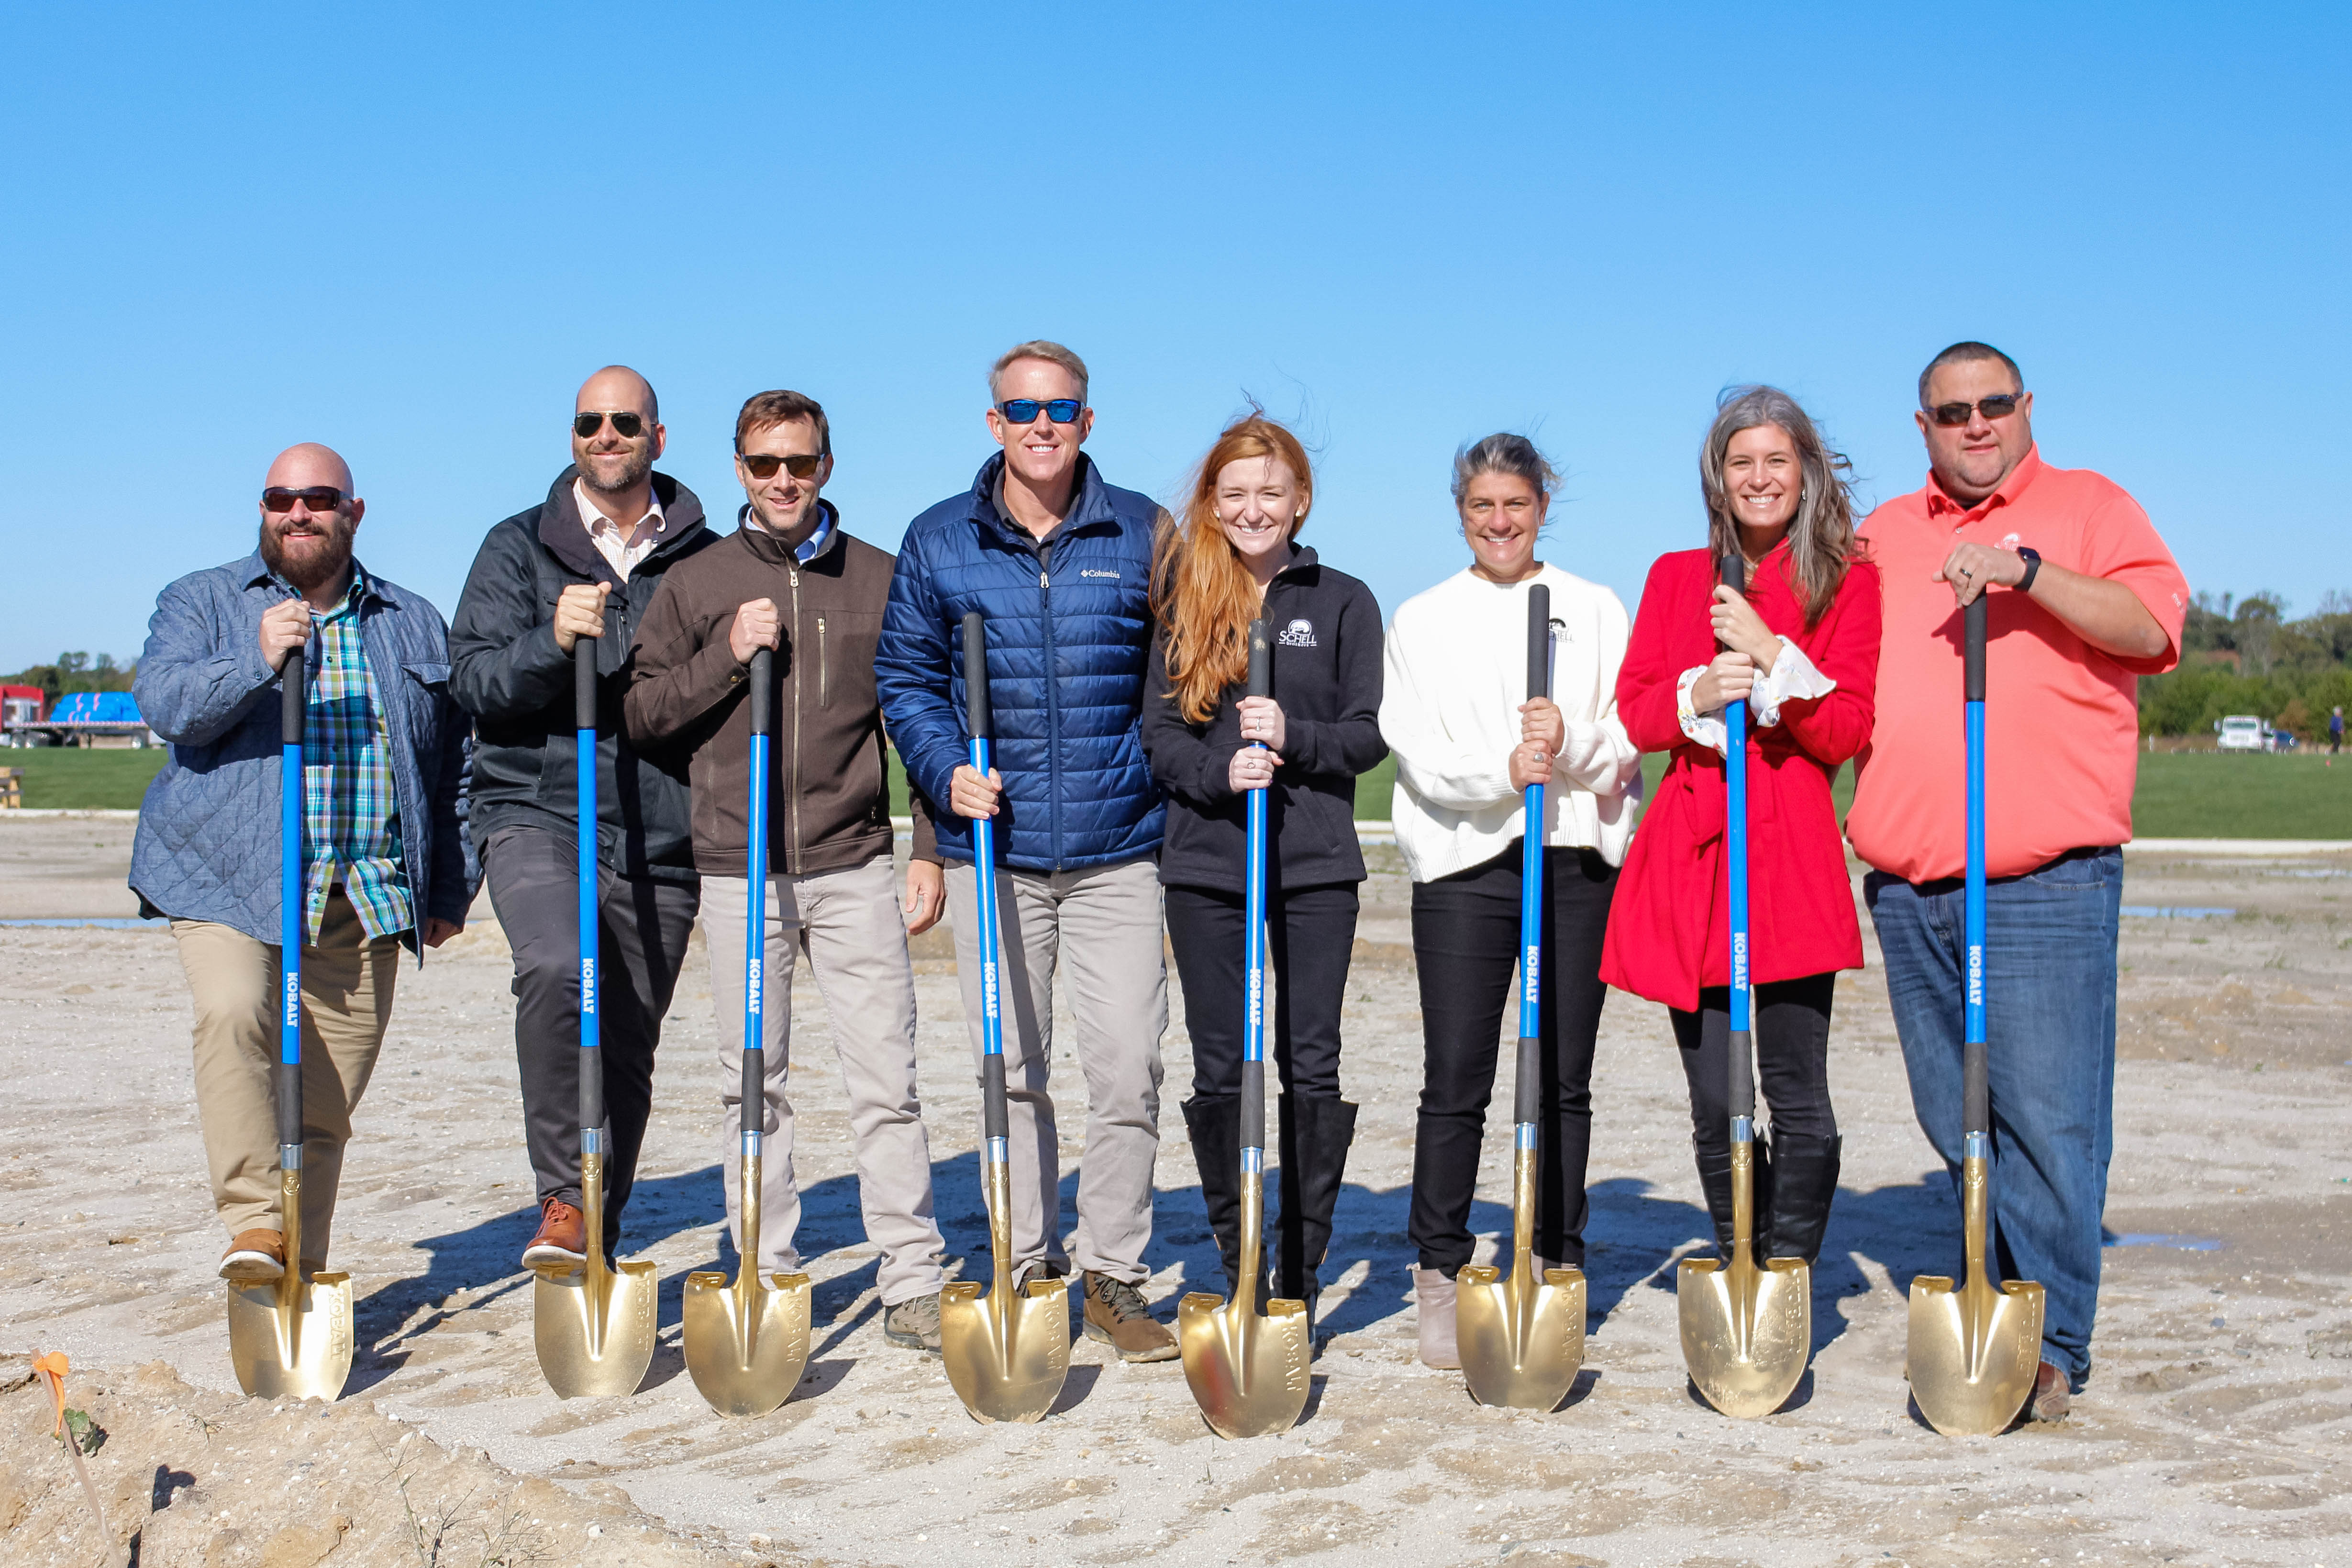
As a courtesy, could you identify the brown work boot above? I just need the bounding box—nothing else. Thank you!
[219,1229,285,1283]
[521,1198,587,1274]
[1412,1265,1459,1369]
[1082,1271,1179,1362]
[2027,1360,2071,1422]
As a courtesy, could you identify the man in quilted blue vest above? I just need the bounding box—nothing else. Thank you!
[877,341,1177,1362]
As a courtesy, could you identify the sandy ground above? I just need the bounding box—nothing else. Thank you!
[1,814,2347,1568]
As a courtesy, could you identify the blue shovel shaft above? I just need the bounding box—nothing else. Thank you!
[1963,592,1990,1146]
[277,648,306,1154]
[741,647,773,1144]
[576,640,603,1145]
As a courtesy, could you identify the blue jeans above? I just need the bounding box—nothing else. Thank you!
[1864,847,2122,1387]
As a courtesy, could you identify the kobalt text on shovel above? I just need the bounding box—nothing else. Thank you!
[683,645,813,1416]
[1178,618,1312,1439]
[940,611,1071,1423]
[226,646,356,1402]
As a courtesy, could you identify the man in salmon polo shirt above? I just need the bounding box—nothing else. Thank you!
[1848,341,2188,1423]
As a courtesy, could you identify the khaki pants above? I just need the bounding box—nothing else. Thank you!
[701,856,947,1306]
[172,891,401,1263]
[945,856,1167,1284]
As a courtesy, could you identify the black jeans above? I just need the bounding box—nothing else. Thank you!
[1670,973,1838,1157]
[1165,882,1358,1103]
[1409,843,1615,1275]
[482,824,699,1252]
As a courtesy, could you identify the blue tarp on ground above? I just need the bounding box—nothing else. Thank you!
[48,691,143,724]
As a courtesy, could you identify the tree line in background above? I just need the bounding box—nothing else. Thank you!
[2,652,138,704]
[2138,590,2352,740]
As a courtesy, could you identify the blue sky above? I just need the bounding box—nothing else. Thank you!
[3,4,2345,671]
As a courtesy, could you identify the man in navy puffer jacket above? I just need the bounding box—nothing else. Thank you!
[876,340,1176,1362]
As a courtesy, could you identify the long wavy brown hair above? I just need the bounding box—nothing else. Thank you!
[1699,385,1862,623]
[1151,413,1315,723]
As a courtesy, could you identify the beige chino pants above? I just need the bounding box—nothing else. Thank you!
[172,890,401,1263]
[700,856,947,1307]
[944,856,1167,1285]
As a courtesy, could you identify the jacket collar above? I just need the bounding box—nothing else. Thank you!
[1268,543,1320,585]
[236,550,386,607]
[964,451,1117,547]
[538,465,708,582]
[733,498,845,569]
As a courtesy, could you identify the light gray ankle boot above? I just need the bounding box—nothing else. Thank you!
[1411,1265,1459,1369]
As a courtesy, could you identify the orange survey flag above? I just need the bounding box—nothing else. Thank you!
[33,1350,68,1434]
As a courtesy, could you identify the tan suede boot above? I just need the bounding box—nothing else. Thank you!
[1411,1265,1459,1369]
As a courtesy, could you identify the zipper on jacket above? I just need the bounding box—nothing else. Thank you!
[817,615,828,709]
[787,564,803,876]
[1040,556,1062,869]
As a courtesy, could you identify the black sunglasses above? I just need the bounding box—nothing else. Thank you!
[996,398,1082,425]
[262,486,348,513]
[574,410,648,439]
[1925,394,2023,427]
[740,452,823,480]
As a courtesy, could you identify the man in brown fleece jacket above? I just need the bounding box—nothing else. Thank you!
[625,389,951,1351]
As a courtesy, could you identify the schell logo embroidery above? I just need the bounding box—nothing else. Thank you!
[1276,618,1316,648]
[1079,568,1121,580]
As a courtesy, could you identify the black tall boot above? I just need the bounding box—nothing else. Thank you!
[1277,1096,1358,1313]
[1691,1136,1775,1265]
[1763,1133,1841,1266]
[1182,1096,1250,1296]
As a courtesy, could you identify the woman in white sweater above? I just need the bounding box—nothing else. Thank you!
[1378,433,1641,1370]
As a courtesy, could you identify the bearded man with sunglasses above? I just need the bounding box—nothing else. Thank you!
[625,389,955,1351]
[876,340,1180,1363]
[132,443,475,1284]
[450,365,717,1271]
[1849,340,2188,1422]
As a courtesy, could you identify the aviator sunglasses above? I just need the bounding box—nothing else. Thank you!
[996,398,1083,425]
[574,410,648,439]
[1925,393,2023,427]
[262,486,349,513]
[739,451,823,480]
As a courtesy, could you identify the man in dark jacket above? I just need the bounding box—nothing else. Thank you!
[627,388,953,1352]
[876,340,1177,1362]
[450,365,715,1269]
[133,442,474,1283]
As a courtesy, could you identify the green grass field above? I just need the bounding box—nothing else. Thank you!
[17,744,2348,839]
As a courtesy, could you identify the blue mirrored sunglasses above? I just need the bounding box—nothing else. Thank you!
[997,398,1082,425]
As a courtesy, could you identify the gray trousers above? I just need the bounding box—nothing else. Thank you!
[945,856,1167,1284]
[701,858,948,1306]
[481,823,699,1254]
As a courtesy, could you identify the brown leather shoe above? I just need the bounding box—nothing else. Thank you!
[219,1229,285,1282]
[2027,1360,2071,1422]
[522,1198,587,1274]
[1081,1270,1179,1362]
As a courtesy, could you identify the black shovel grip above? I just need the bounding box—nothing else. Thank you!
[1729,1028,1756,1121]
[748,646,773,736]
[739,1047,763,1134]
[1525,584,1551,701]
[574,636,598,732]
[1242,1059,1265,1150]
[1718,552,1746,640]
[1513,1033,1541,1124]
[280,647,305,745]
[982,1055,1008,1141]
[1247,618,1270,700]
[962,612,990,741]
[1964,593,1987,703]
[275,1062,303,1151]
[581,1037,604,1134]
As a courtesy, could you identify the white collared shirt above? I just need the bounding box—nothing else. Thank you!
[574,478,668,580]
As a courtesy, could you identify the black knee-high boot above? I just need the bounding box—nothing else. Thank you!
[1692,1135,1775,1264]
[1764,1133,1840,1266]
[1183,1096,1250,1296]
[1277,1096,1357,1305]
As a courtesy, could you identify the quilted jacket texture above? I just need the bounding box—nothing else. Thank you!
[129,552,476,953]
[876,453,1167,870]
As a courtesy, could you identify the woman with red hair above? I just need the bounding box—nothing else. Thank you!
[1142,413,1386,1334]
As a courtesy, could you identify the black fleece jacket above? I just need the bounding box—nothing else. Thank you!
[1141,546,1387,893]
[449,467,717,877]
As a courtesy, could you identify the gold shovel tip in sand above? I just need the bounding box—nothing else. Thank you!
[226,1170,354,1403]
[1677,1142,1810,1420]
[940,1157,1072,1424]
[1456,1256,1586,1412]
[1178,1157,1309,1442]
[1906,1154,2045,1436]
[682,1155,812,1418]
[534,1151,658,1400]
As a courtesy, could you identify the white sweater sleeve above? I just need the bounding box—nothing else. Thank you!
[1379,606,1516,812]
[1556,586,1639,796]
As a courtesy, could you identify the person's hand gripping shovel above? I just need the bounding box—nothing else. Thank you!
[534,636,657,1398]
[683,645,814,1416]
[1178,619,1312,1439]
[225,645,355,1402]
[1678,555,1810,1419]
[1456,583,1587,1410]
[940,611,1071,1423]
[1906,593,2045,1435]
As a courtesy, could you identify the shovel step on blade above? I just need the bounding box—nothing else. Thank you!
[535,1259,659,1399]
[682,1270,813,1419]
[940,1277,1070,1424]
[1906,1273,2046,1436]
[1178,1290,1311,1440]
[1677,1253,1809,1419]
[1455,1264,1586,1411]
[226,1272,354,1402]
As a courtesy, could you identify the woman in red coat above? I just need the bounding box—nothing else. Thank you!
[1601,384,1880,1268]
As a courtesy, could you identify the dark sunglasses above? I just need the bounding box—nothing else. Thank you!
[262,486,348,513]
[996,398,1082,425]
[1925,393,2023,427]
[739,452,823,480]
[574,410,648,439]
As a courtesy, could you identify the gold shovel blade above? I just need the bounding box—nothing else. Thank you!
[940,1275,1071,1423]
[226,1270,355,1401]
[1455,1262,1586,1411]
[1178,1290,1311,1439]
[682,1269,813,1418]
[1678,1252,1810,1419]
[534,1258,658,1399]
[1907,1272,2046,1435]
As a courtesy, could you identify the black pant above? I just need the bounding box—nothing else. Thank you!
[1670,973,1838,1157]
[1165,882,1358,1102]
[482,824,699,1252]
[1409,843,1615,1275]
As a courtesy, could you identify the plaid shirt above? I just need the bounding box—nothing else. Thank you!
[302,568,414,942]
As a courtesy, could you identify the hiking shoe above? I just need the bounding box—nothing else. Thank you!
[883,1292,944,1353]
[219,1229,285,1283]
[2027,1360,2071,1423]
[1082,1271,1179,1362]
[522,1198,587,1274]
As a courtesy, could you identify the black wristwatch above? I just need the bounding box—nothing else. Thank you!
[2015,546,2041,592]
